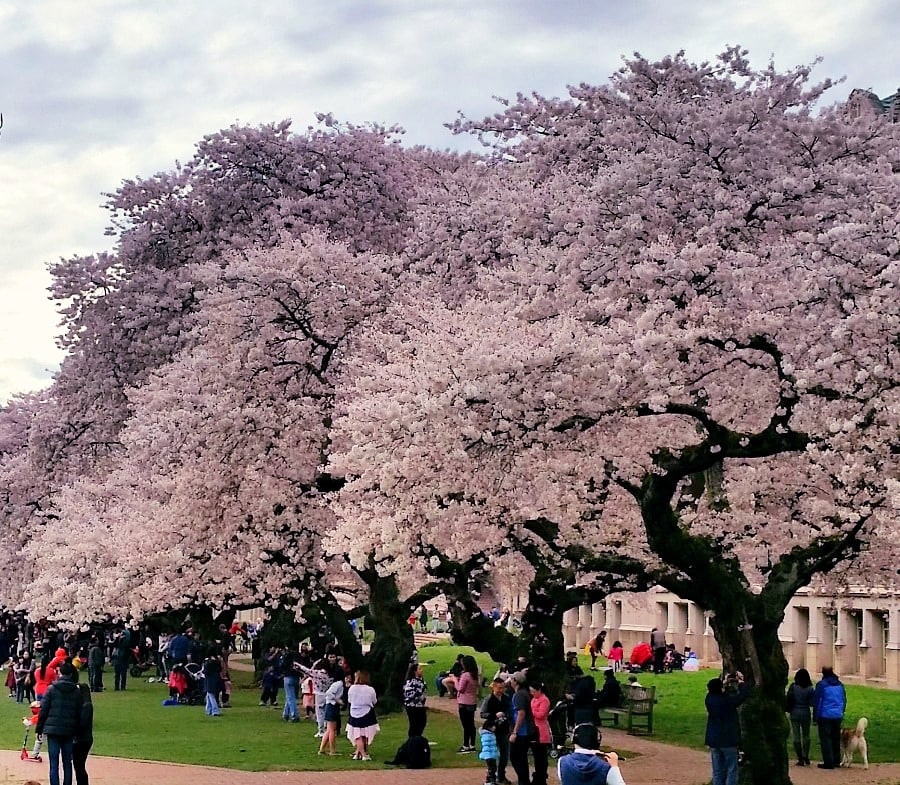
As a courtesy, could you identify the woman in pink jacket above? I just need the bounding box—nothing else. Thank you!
[530,680,552,785]
[455,655,480,753]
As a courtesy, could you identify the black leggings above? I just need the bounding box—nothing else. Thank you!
[459,704,477,747]
[406,705,427,737]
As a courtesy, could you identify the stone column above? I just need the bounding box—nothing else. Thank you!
[860,609,879,679]
[806,606,825,675]
[563,608,579,650]
[577,604,591,649]
[685,602,704,659]
[591,602,606,641]
[886,607,900,689]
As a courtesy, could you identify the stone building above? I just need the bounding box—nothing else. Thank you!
[844,86,899,122]
[562,586,900,688]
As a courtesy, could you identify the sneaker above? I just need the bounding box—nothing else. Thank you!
[362,754,372,761]
[314,732,324,738]
[351,752,361,760]
[457,745,473,754]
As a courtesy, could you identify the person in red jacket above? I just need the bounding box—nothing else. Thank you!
[34,648,68,700]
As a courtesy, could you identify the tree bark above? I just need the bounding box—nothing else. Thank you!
[362,571,414,713]
[518,567,572,701]
[709,605,791,785]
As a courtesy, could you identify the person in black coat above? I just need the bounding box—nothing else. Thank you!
[37,662,83,785]
[73,681,93,785]
[595,669,625,709]
[704,672,749,785]
[480,678,512,784]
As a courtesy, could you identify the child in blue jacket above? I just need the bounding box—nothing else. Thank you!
[479,716,500,784]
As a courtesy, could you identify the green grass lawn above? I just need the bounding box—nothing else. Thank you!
[0,665,483,772]
[1,646,897,770]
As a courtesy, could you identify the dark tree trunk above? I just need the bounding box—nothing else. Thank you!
[518,567,570,701]
[363,572,414,713]
[312,590,364,672]
[448,592,524,668]
[709,603,791,785]
[637,471,797,785]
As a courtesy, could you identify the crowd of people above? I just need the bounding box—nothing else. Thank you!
[424,647,629,785]
[254,640,382,760]
[0,609,862,785]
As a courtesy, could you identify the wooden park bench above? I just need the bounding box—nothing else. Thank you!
[596,684,656,736]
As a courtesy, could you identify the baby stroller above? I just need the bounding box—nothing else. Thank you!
[548,699,573,759]
[130,645,155,678]
[628,642,653,672]
[168,662,204,705]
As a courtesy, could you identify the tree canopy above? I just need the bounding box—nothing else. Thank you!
[1,48,898,785]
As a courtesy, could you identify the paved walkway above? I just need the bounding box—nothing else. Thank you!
[2,731,899,785]
[6,656,895,784]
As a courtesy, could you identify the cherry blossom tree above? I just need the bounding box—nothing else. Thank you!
[330,49,900,784]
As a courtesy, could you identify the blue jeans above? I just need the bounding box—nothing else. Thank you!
[48,735,75,785]
[710,746,739,785]
[205,691,221,715]
[283,676,299,720]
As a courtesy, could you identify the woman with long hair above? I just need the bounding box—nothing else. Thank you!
[402,661,428,737]
[346,670,380,761]
[529,679,552,785]
[318,672,345,756]
[455,654,480,753]
[785,667,815,766]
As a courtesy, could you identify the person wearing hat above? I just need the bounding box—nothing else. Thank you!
[558,723,626,785]
[508,671,533,785]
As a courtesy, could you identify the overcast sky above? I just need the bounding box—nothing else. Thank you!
[1,0,898,403]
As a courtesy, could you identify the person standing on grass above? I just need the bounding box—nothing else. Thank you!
[202,650,222,717]
[87,638,104,693]
[588,632,607,671]
[529,680,552,785]
[346,669,379,761]
[402,661,428,737]
[480,677,512,784]
[73,680,93,785]
[812,666,846,770]
[280,644,301,723]
[318,672,344,756]
[649,628,666,675]
[704,672,749,785]
[508,671,533,785]
[455,655,480,753]
[300,657,333,738]
[37,662,82,785]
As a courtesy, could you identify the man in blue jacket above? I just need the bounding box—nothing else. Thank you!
[704,672,749,785]
[813,666,846,770]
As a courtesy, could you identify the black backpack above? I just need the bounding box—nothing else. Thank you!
[388,735,432,769]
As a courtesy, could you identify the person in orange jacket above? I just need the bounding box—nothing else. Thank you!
[29,647,68,761]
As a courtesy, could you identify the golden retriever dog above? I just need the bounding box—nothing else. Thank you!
[840,717,869,769]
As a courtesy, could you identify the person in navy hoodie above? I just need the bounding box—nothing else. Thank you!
[558,723,626,785]
[704,672,749,785]
[812,666,846,770]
